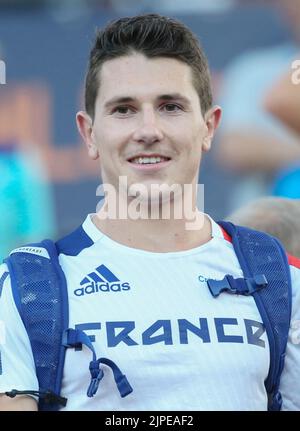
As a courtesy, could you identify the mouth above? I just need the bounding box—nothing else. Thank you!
[127,154,171,171]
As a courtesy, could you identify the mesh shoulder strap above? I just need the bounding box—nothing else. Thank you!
[4,240,69,411]
[218,221,292,411]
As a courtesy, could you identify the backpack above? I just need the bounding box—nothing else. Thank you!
[3,221,292,411]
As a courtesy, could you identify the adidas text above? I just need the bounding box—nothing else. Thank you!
[74,282,130,296]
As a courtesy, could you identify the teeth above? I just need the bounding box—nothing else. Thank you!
[131,156,167,164]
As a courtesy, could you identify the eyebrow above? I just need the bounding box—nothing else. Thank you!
[103,93,192,109]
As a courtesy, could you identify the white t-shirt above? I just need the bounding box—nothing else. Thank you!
[0,214,300,411]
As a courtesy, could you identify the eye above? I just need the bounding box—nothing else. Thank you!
[162,103,182,113]
[112,106,134,115]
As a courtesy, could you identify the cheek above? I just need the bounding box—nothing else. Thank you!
[94,129,117,158]
[187,114,206,139]
[96,121,131,153]
[187,126,205,154]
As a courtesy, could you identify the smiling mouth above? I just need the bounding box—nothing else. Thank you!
[128,155,171,165]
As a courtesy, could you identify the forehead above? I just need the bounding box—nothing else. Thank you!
[97,53,197,103]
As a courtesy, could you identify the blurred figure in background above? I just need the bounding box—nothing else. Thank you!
[262,60,300,199]
[0,37,56,261]
[264,61,300,136]
[215,0,300,211]
[227,196,300,258]
[0,140,56,261]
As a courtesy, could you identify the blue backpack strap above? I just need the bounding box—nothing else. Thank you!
[4,233,133,410]
[216,221,292,411]
[4,240,69,411]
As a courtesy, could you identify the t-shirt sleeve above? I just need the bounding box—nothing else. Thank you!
[279,263,300,410]
[0,263,39,394]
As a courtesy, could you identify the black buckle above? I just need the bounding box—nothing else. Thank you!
[207,276,234,297]
[207,274,268,297]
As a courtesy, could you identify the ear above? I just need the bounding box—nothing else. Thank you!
[202,105,222,152]
[76,111,99,160]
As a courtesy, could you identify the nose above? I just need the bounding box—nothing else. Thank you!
[132,107,164,144]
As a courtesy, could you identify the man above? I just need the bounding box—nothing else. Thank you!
[0,14,300,411]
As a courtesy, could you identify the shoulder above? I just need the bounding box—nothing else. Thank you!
[56,223,95,257]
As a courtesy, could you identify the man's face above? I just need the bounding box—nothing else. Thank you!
[78,53,220,200]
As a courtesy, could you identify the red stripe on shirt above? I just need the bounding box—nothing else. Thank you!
[221,227,232,243]
[288,254,300,269]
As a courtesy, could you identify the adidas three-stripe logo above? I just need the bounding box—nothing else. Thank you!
[74,264,130,296]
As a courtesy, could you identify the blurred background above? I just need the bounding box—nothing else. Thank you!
[1,0,300,259]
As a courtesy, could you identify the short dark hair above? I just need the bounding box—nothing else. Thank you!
[85,14,213,119]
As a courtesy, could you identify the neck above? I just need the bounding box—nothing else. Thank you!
[93,196,212,252]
